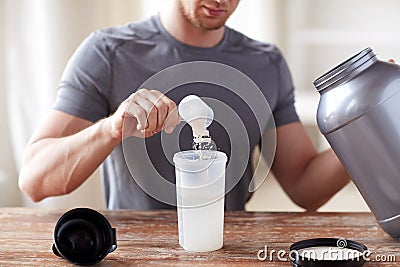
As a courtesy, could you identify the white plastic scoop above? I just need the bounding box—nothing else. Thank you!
[178,95,214,148]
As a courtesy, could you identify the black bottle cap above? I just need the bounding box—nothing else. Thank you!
[290,238,367,267]
[52,208,117,265]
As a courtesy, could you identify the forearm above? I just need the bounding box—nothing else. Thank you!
[292,149,350,211]
[19,118,120,201]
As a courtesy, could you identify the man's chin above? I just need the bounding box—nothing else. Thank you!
[198,20,227,31]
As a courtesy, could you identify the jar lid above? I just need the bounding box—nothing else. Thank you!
[290,238,368,267]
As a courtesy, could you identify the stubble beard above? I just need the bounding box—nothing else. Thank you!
[179,2,229,31]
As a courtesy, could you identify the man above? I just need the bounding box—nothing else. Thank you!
[18,0,350,210]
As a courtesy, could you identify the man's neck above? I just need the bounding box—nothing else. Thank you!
[159,4,225,48]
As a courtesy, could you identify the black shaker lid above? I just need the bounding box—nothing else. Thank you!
[52,208,117,265]
[313,47,377,92]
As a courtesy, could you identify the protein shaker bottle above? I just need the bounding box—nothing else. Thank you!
[314,47,400,237]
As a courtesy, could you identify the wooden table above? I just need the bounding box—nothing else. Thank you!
[0,208,399,266]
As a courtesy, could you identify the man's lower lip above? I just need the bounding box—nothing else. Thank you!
[204,6,226,17]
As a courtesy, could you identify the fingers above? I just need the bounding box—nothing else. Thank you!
[149,90,180,133]
[126,101,148,130]
[143,90,170,132]
[125,89,179,135]
[164,104,180,134]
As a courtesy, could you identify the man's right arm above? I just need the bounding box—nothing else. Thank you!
[19,89,179,202]
[18,110,120,202]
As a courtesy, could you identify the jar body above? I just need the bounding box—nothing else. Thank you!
[316,48,400,237]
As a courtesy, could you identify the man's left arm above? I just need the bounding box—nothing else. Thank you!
[268,122,350,211]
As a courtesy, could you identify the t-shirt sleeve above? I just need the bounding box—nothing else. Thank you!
[273,53,300,127]
[53,31,111,122]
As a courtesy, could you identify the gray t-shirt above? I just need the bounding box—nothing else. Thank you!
[53,15,299,210]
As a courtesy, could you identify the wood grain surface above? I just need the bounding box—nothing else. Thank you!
[0,208,398,266]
